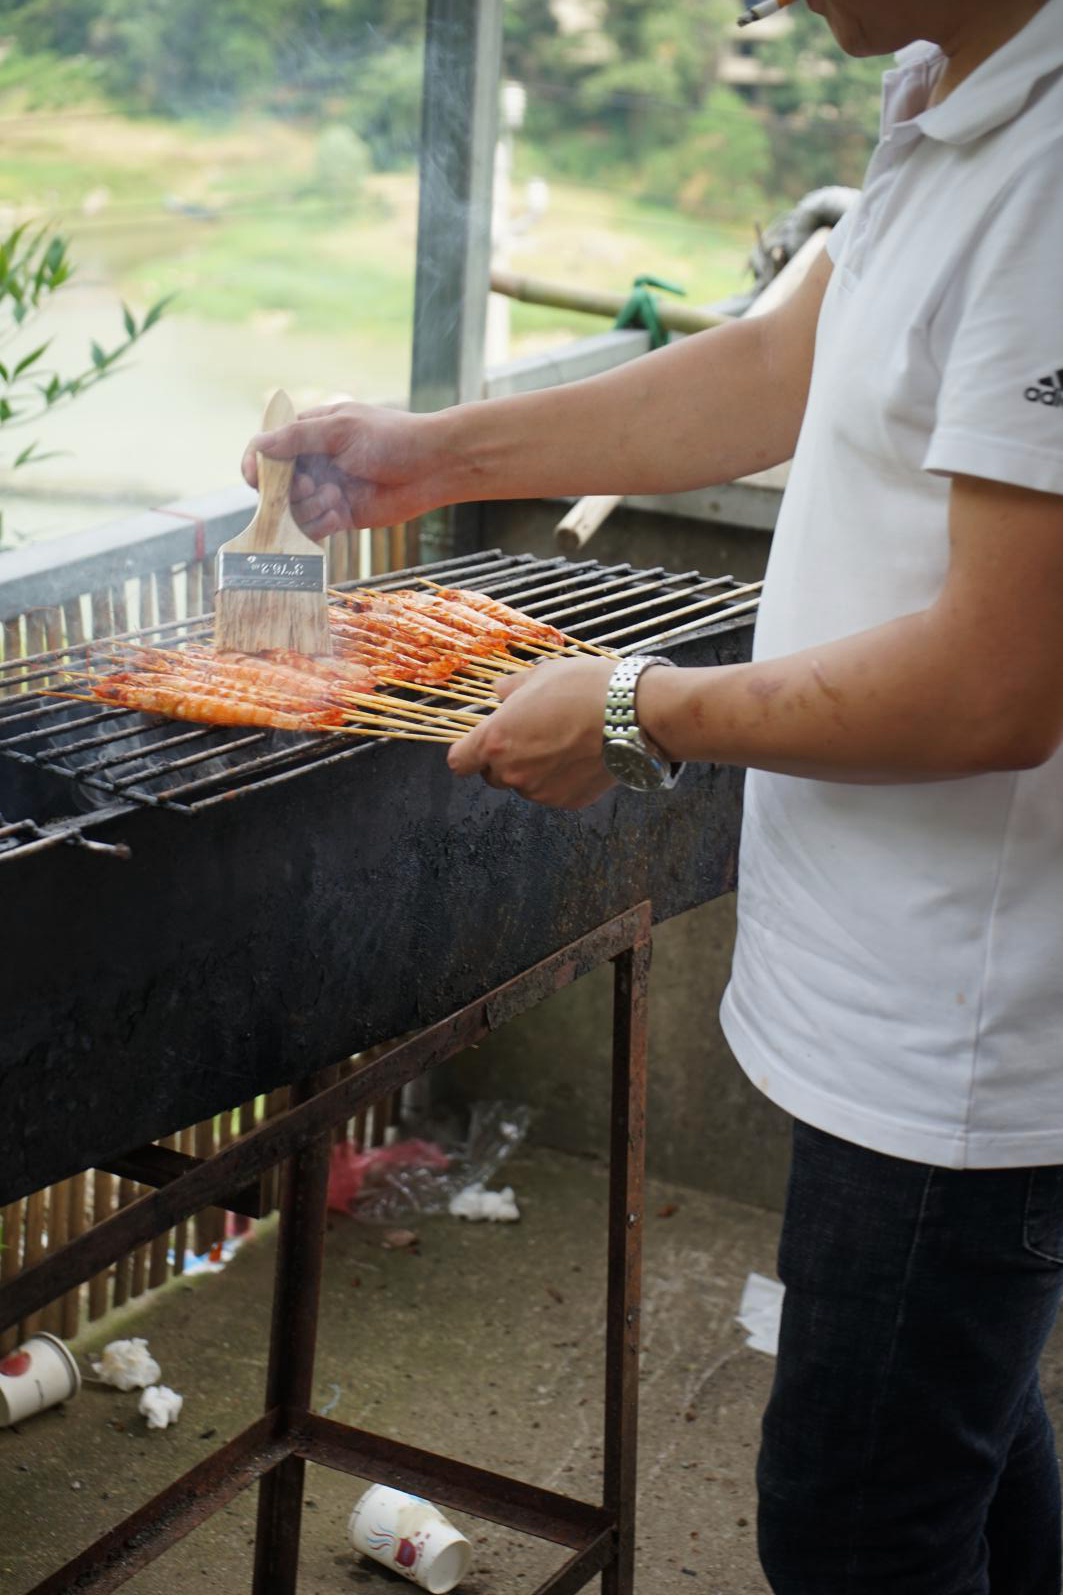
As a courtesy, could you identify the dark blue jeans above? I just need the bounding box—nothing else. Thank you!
[758,1121,1063,1595]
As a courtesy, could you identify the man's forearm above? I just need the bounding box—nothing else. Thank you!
[435,286,818,506]
[637,607,1061,783]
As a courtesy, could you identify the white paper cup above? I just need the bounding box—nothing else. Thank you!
[349,1484,472,1595]
[0,1333,81,1427]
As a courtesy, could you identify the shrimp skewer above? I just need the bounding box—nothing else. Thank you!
[91,676,345,731]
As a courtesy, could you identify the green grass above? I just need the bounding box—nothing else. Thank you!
[0,96,754,349]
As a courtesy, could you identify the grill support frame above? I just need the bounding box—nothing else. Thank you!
[16,905,651,1596]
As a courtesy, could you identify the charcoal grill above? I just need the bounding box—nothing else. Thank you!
[0,549,756,1203]
[0,549,757,1595]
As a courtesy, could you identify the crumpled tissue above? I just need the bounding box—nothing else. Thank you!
[736,1272,785,1356]
[138,1385,183,1430]
[448,1182,520,1222]
[92,1338,162,1391]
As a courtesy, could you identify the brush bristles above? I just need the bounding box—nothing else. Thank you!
[213,590,333,657]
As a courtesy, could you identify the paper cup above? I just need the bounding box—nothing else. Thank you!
[0,1333,81,1427]
[349,1484,472,1595]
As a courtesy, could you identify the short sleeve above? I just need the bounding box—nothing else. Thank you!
[924,141,1063,496]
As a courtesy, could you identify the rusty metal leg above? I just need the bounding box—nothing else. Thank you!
[601,933,650,1595]
[252,1079,331,1595]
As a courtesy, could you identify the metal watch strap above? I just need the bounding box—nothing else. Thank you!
[603,655,685,789]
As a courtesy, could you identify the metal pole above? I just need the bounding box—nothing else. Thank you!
[409,0,503,563]
[602,935,651,1594]
[251,1079,332,1594]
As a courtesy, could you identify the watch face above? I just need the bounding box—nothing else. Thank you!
[604,738,668,791]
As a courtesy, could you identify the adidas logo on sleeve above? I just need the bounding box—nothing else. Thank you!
[1024,368,1063,406]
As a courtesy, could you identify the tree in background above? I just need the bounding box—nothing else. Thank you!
[0,0,879,207]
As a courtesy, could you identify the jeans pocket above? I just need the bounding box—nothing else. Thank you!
[1023,1167,1063,1265]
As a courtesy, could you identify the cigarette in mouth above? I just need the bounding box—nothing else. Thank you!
[737,0,797,26]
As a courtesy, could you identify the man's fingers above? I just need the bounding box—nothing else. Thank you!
[495,665,541,702]
[447,721,490,776]
[247,417,336,463]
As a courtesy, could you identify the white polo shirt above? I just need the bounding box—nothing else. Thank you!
[720,3,1063,1170]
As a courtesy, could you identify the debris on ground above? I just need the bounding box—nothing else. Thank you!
[138,1386,183,1430]
[331,1103,530,1223]
[736,1271,785,1355]
[91,1339,161,1391]
[382,1229,420,1251]
[448,1183,520,1223]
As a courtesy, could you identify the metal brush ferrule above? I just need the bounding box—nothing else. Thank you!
[217,551,325,592]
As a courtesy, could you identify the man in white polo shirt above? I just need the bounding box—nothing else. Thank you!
[246,2,1061,1587]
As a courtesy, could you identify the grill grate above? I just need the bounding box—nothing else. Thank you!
[0,551,759,858]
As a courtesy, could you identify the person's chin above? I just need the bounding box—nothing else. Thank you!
[810,1,916,58]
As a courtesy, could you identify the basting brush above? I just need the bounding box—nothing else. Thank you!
[213,388,332,657]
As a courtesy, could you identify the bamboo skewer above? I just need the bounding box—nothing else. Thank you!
[376,675,497,707]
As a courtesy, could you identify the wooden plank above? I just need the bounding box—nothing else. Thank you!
[20,1188,46,1338]
[62,1174,87,1340]
[185,560,203,621]
[88,1172,114,1319]
[388,525,408,572]
[330,529,350,586]
[199,558,215,615]
[139,573,157,633]
[110,1179,136,1307]
[370,526,390,576]
[147,1143,171,1289]
[172,1128,195,1275]
[2,617,22,667]
[156,566,177,625]
[130,1190,148,1298]
[0,1201,23,1353]
[43,606,64,654]
[61,597,85,647]
[193,1120,218,1256]
[24,610,47,658]
[90,590,113,641]
[41,1181,70,1335]
[111,583,128,634]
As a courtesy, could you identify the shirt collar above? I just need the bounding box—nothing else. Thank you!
[881,0,1062,146]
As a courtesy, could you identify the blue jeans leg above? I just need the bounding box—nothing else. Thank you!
[756,1121,1062,1595]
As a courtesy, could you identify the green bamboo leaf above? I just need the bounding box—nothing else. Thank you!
[12,343,49,378]
[90,340,107,370]
[122,303,136,339]
[141,292,176,331]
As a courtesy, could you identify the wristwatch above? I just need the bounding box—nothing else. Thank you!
[602,655,685,792]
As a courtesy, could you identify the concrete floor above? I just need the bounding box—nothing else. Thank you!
[2,1149,780,1596]
[1,1148,1061,1596]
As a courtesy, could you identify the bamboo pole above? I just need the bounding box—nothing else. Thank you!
[88,1173,114,1318]
[42,1181,70,1335]
[0,1202,23,1353]
[21,1189,46,1337]
[62,1173,87,1340]
[490,267,728,335]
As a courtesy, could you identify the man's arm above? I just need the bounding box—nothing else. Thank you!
[243,249,833,535]
[448,475,1062,806]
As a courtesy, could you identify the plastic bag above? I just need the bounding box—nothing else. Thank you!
[330,1102,530,1222]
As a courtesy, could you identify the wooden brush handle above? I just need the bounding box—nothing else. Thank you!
[252,389,298,550]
